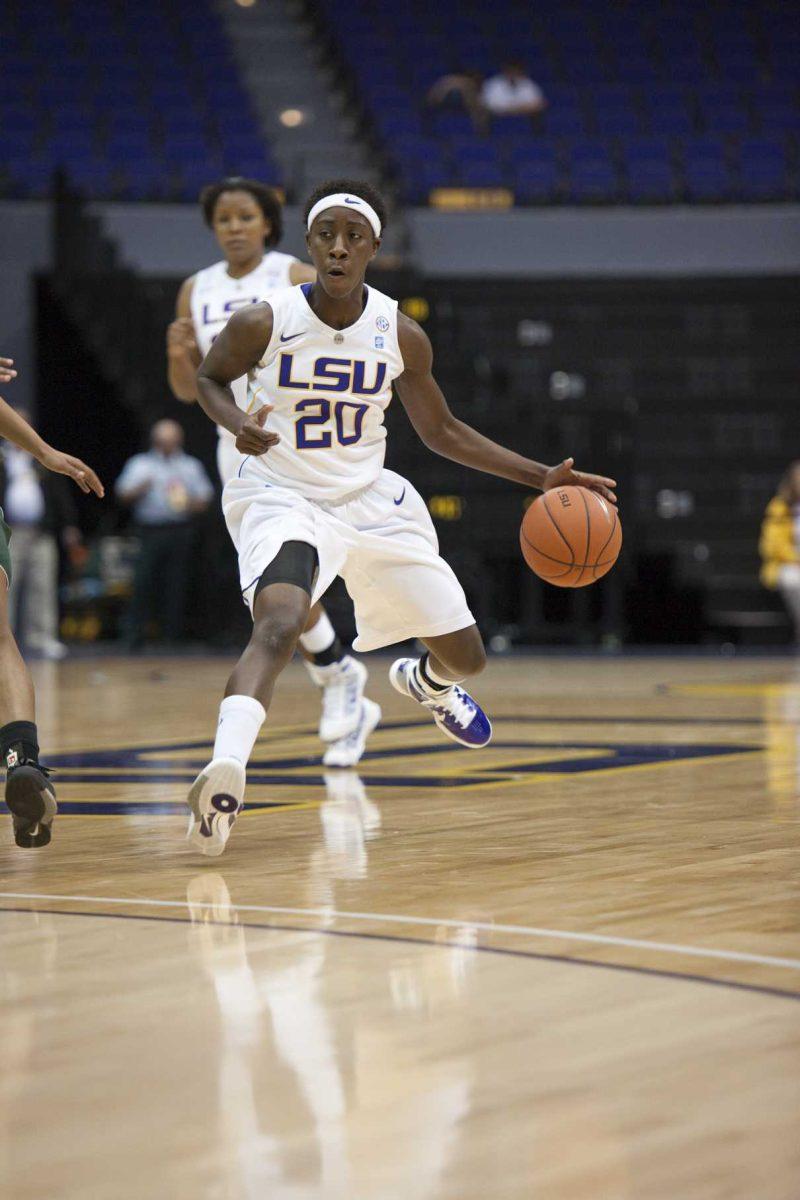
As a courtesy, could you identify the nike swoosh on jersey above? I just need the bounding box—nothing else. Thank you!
[280,331,303,342]
[393,487,406,505]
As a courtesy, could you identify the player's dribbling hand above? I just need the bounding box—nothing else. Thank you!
[38,447,105,497]
[543,458,617,504]
[235,405,280,456]
[167,318,199,356]
[0,357,17,384]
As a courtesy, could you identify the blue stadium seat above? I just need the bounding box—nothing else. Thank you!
[513,151,560,203]
[460,161,507,187]
[737,138,790,200]
[430,111,479,139]
[6,159,54,198]
[544,104,587,138]
[0,129,36,161]
[567,142,619,202]
[67,159,116,197]
[0,104,37,133]
[646,90,695,137]
[754,92,800,136]
[594,100,643,137]
[623,137,676,202]
[681,137,731,201]
[106,131,155,161]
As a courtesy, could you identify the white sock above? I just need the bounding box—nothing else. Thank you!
[299,611,336,654]
[213,695,266,767]
[413,654,462,696]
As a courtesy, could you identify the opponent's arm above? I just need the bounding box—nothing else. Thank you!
[395,316,616,501]
[167,276,202,402]
[196,302,279,456]
[0,363,103,496]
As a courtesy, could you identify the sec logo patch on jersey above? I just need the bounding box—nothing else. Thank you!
[376,315,390,332]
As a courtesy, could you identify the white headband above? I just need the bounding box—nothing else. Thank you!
[306,192,382,238]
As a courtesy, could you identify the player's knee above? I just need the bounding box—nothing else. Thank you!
[252,608,305,661]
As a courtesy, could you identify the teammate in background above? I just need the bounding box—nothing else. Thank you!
[0,357,103,848]
[187,180,616,857]
[759,461,800,644]
[166,177,375,767]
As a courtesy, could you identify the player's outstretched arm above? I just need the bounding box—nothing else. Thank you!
[167,276,202,403]
[196,302,280,456]
[0,390,103,497]
[395,316,616,502]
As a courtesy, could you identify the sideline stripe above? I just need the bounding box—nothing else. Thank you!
[2,906,798,1005]
[2,891,799,973]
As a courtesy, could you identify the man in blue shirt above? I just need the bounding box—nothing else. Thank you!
[116,419,213,647]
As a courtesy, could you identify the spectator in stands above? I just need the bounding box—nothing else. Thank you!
[481,60,547,121]
[759,461,800,644]
[1,416,83,660]
[426,69,488,134]
[116,419,213,648]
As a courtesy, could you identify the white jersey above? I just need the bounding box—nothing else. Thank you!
[242,283,404,502]
[190,252,297,438]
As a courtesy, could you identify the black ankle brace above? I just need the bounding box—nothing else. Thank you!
[0,720,40,771]
[312,637,344,667]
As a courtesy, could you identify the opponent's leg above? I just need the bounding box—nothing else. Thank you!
[390,624,491,748]
[299,603,369,745]
[187,542,315,856]
[0,579,56,847]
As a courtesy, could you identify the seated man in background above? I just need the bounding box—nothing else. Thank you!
[481,60,547,121]
[1,410,84,660]
[759,460,800,645]
[116,419,213,649]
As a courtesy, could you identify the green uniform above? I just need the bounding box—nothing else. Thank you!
[0,506,12,585]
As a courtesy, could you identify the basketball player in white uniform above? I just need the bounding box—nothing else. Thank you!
[166,177,376,768]
[187,179,617,856]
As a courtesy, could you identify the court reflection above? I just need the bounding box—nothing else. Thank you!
[762,682,800,807]
[185,773,478,1199]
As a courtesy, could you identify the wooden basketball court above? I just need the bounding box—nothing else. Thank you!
[2,653,799,1199]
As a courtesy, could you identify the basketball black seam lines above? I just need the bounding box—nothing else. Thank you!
[577,487,592,588]
[540,494,575,566]
[520,531,575,577]
[519,531,618,571]
[592,509,619,580]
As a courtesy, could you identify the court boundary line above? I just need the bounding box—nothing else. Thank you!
[2,890,798,973]
[1,904,798,1005]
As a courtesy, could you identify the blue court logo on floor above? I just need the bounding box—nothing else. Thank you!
[0,718,762,817]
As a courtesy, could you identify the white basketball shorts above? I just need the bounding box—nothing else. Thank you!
[222,468,475,652]
[216,433,245,487]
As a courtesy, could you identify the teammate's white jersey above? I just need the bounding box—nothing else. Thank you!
[190,252,297,437]
[242,283,404,502]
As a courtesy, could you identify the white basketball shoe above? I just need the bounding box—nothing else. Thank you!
[305,654,367,742]
[186,757,245,857]
[323,698,381,768]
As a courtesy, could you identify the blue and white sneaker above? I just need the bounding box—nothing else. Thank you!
[186,757,245,857]
[389,658,492,748]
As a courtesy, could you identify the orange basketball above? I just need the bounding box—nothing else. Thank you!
[520,486,622,587]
